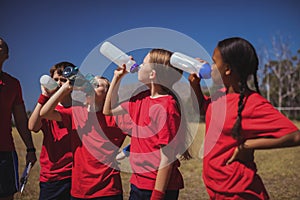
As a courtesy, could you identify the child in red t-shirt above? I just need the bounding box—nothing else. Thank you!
[103,48,191,200]
[40,75,131,200]
[189,37,300,199]
[28,62,77,200]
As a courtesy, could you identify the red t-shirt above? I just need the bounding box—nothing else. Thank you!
[66,106,131,198]
[39,104,74,182]
[0,72,24,151]
[121,90,184,191]
[203,89,298,194]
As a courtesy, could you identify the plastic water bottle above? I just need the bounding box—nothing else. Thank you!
[116,144,130,161]
[99,41,139,73]
[62,66,94,94]
[40,75,59,92]
[170,52,211,79]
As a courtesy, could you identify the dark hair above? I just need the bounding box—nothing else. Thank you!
[49,61,76,78]
[217,37,260,141]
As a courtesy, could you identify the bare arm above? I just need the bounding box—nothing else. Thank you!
[188,73,206,115]
[13,103,37,165]
[227,130,300,164]
[151,147,176,199]
[40,81,72,121]
[28,86,53,132]
[243,130,300,149]
[103,65,127,116]
[28,103,43,132]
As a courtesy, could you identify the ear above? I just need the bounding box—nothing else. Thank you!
[225,65,232,76]
[149,69,156,80]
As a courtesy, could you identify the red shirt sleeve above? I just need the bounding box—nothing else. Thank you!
[243,96,298,139]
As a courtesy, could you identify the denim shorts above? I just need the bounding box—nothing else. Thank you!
[0,151,19,197]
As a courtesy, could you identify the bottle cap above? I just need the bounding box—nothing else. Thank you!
[198,63,211,79]
[130,63,139,73]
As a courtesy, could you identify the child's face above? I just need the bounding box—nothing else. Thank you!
[53,71,68,87]
[93,78,108,100]
[138,53,153,84]
[211,47,227,85]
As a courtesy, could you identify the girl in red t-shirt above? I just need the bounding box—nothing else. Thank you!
[189,37,300,199]
[103,48,191,200]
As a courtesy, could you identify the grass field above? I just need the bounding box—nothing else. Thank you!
[12,122,300,200]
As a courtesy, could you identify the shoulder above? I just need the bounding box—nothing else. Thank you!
[246,92,270,106]
[245,92,280,116]
[2,72,20,85]
[129,90,150,101]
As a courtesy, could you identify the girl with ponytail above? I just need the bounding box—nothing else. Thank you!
[189,37,300,199]
[104,48,191,200]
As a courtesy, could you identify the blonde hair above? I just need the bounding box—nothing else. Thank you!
[148,48,182,88]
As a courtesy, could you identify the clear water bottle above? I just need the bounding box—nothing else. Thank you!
[99,41,139,73]
[170,52,211,79]
[62,66,94,94]
[40,75,59,92]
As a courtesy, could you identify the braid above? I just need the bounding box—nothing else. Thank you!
[232,81,246,141]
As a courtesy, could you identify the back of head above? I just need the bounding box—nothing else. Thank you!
[49,61,76,78]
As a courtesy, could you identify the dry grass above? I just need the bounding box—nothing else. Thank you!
[13,122,300,200]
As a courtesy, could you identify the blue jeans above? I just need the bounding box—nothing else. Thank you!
[129,184,179,200]
[39,178,71,200]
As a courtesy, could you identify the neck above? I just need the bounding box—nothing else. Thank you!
[60,95,72,107]
[150,83,168,98]
[226,83,249,94]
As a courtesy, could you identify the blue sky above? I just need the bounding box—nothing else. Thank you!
[1,0,300,110]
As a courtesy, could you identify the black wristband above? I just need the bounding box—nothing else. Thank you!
[26,147,36,153]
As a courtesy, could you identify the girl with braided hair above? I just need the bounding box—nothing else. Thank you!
[189,37,300,199]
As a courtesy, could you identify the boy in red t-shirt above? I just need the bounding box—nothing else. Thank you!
[28,62,77,200]
[40,75,131,199]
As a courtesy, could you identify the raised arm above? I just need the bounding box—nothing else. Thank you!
[188,73,207,115]
[28,85,55,132]
[103,65,128,116]
[40,80,72,121]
